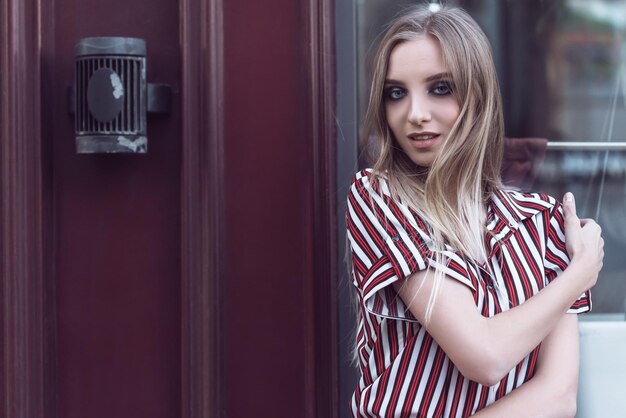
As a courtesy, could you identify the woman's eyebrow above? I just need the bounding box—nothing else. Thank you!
[424,72,452,82]
[384,78,405,85]
[385,72,452,85]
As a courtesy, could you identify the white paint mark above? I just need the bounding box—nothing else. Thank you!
[117,136,147,152]
[110,73,124,99]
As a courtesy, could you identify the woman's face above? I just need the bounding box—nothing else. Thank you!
[384,36,460,167]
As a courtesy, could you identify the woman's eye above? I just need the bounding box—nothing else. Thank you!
[430,81,453,96]
[384,87,406,101]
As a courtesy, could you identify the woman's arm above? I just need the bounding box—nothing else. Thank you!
[471,313,580,418]
[395,193,603,385]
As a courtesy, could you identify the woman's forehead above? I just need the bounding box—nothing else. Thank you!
[386,37,449,80]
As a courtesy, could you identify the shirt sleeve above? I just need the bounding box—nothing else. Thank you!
[544,201,592,314]
[346,170,473,322]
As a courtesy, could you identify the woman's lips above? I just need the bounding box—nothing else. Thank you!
[407,133,441,148]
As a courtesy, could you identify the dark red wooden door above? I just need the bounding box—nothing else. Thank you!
[1,0,337,417]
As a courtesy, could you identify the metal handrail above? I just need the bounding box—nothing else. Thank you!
[546,141,626,151]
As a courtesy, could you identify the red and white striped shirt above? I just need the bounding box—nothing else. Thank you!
[347,169,591,418]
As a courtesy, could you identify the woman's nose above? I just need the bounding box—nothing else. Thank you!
[407,95,431,125]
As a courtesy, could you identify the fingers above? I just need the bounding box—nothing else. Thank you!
[562,193,581,233]
[580,219,602,237]
[562,192,578,219]
[563,194,602,231]
[563,194,603,232]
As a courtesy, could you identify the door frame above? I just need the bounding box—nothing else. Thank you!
[179,0,225,416]
[1,0,54,417]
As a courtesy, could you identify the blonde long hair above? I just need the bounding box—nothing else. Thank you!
[365,5,504,321]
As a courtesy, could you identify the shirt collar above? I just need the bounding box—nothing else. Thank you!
[487,189,553,233]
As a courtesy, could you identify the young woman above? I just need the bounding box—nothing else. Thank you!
[346,5,604,417]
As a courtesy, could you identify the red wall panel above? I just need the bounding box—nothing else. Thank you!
[223,1,312,416]
[46,1,182,417]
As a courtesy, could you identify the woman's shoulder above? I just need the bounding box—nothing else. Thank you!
[348,169,435,252]
[499,188,560,204]
[495,188,563,220]
[351,168,385,184]
[349,168,391,198]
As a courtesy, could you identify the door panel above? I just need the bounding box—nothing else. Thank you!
[220,0,337,415]
[44,1,181,417]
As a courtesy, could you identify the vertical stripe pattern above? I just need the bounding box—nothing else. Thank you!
[347,169,591,417]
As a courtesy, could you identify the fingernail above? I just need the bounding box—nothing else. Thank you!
[564,193,573,202]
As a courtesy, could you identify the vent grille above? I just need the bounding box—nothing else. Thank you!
[75,56,146,136]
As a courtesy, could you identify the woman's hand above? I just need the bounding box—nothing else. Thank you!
[562,192,604,292]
